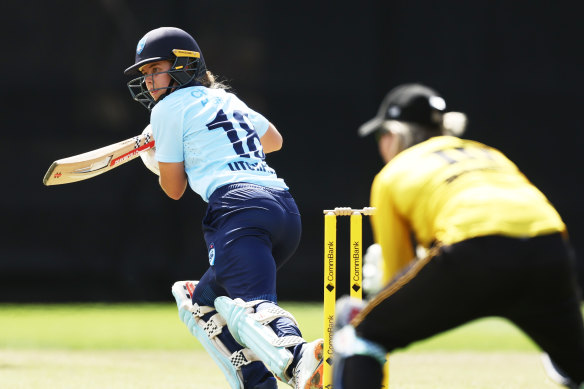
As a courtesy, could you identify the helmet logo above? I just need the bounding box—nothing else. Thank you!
[388,105,401,118]
[429,96,446,110]
[136,35,148,55]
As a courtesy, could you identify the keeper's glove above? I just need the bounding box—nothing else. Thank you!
[363,243,384,296]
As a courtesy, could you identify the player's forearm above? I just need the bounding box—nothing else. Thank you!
[159,176,187,200]
[158,161,188,200]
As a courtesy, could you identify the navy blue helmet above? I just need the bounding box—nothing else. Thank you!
[125,27,207,110]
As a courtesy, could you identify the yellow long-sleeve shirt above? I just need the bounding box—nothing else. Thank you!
[370,136,566,282]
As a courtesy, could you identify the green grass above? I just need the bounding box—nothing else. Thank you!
[1,302,579,388]
[0,302,323,350]
[0,302,539,351]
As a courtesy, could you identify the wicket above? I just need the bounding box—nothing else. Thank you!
[323,207,388,388]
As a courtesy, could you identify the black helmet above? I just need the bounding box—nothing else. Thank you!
[124,27,207,110]
[358,83,467,150]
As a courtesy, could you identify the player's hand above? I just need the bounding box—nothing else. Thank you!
[139,125,159,176]
[334,295,366,330]
[363,243,384,296]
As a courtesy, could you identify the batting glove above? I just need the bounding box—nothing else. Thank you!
[139,125,159,176]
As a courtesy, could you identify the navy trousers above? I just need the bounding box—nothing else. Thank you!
[192,183,303,388]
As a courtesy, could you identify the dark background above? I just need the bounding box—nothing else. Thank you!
[3,1,583,302]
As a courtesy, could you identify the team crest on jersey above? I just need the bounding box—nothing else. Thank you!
[137,35,147,54]
[208,243,216,265]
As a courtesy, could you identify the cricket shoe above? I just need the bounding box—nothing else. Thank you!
[540,353,582,389]
[290,339,324,389]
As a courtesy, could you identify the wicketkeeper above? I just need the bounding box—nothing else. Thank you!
[333,83,584,389]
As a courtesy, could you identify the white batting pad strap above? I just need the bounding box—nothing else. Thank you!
[203,313,227,338]
[230,348,259,369]
[238,299,265,308]
[214,296,306,382]
[192,303,217,317]
[272,335,304,348]
[250,305,299,327]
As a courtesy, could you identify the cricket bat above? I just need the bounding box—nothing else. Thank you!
[43,127,154,186]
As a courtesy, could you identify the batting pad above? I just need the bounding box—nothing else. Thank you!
[214,296,304,382]
[172,281,258,389]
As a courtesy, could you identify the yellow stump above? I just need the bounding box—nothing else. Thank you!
[323,208,388,388]
[351,212,390,388]
[350,212,362,300]
[382,360,390,388]
[323,212,336,389]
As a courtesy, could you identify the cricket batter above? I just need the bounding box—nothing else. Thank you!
[124,27,323,389]
[333,84,584,388]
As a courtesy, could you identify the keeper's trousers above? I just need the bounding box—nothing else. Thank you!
[353,233,584,385]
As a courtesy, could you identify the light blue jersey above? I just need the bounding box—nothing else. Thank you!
[150,86,288,202]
